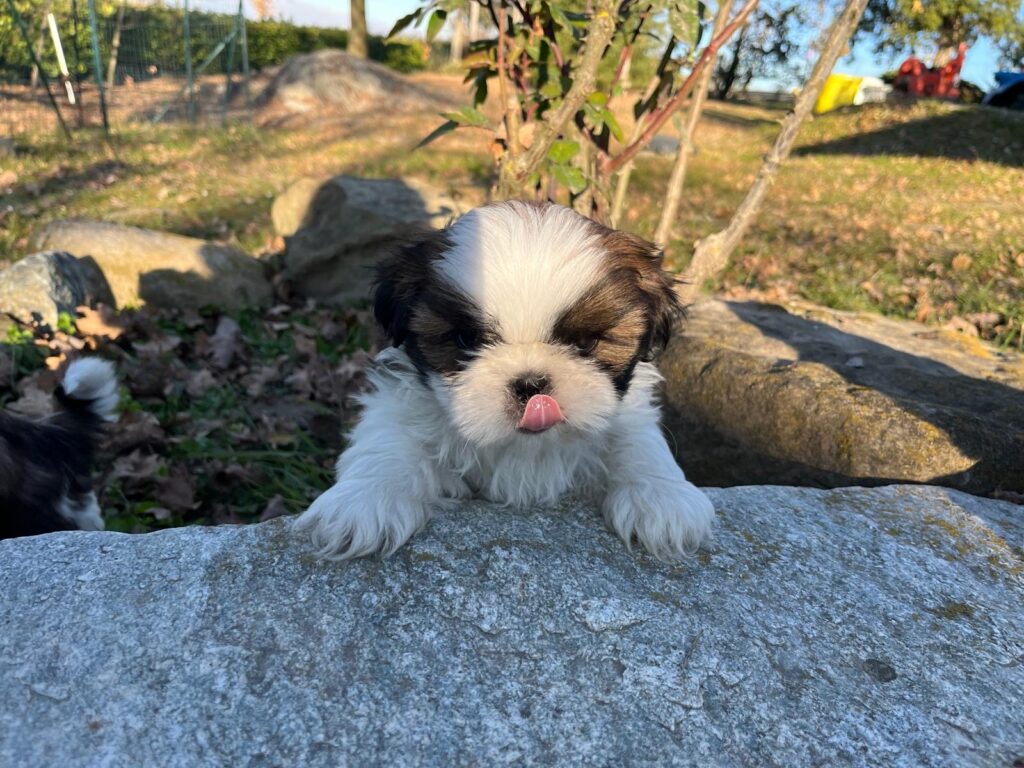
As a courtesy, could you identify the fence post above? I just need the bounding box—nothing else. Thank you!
[86,0,110,135]
[70,0,86,126]
[4,0,73,141]
[184,0,195,124]
[238,0,251,119]
[222,10,238,126]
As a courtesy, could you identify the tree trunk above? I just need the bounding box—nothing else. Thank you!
[468,2,480,42]
[933,16,963,67]
[106,1,126,88]
[29,5,50,91]
[681,0,870,304]
[349,0,368,58]
[450,9,465,64]
[714,24,746,100]
[653,0,732,245]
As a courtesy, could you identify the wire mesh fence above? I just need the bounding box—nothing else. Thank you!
[1,0,252,137]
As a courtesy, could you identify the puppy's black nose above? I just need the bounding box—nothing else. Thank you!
[511,373,551,404]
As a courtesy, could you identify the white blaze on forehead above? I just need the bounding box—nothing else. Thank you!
[435,202,607,342]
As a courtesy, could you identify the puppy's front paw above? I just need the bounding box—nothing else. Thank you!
[604,478,714,561]
[295,481,429,560]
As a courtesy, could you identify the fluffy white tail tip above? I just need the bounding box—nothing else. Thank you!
[62,358,120,422]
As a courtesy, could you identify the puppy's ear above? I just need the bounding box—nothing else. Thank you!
[373,230,450,346]
[600,230,684,362]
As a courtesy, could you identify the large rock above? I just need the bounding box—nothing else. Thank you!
[662,300,1024,495]
[30,221,272,311]
[0,250,114,328]
[258,50,436,116]
[278,176,463,304]
[1,485,1022,766]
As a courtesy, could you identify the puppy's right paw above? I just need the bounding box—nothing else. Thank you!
[295,481,430,560]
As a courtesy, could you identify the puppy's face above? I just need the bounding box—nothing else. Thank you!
[373,201,681,447]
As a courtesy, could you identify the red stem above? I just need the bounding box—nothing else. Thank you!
[601,0,759,175]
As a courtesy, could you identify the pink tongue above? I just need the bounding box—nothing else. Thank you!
[517,394,565,432]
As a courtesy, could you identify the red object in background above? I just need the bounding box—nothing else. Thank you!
[894,43,967,100]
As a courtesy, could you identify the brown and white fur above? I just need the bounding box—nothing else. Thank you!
[297,201,713,560]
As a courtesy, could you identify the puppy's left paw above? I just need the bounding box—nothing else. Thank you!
[604,478,714,561]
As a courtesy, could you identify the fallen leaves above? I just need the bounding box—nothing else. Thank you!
[1,298,375,533]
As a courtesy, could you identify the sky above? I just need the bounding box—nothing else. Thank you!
[188,0,1005,90]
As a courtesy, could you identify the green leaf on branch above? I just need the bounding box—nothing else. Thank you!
[415,120,459,149]
[539,80,564,99]
[587,91,608,107]
[426,10,448,43]
[387,10,423,40]
[442,106,491,128]
[551,164,587,194]
[547,139,580,164]
[601,108,624,142]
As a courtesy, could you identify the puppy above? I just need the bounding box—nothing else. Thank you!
[297,201,713,560]
[0,358,118,539]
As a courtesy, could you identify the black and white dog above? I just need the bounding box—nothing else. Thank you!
[297,201,714,560]
[0,358,118,539]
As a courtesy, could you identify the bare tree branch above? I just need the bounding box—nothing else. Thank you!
[653,0,732,245]
[680,0,870,303]
[609,33,678,227]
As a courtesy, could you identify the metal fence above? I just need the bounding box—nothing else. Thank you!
[1,0,252,138]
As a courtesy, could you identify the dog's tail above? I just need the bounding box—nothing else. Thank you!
[54,358,120,425]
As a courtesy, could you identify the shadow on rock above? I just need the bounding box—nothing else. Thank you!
[661,300,1024,495]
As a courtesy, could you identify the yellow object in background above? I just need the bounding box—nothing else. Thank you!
[815,73,865,114]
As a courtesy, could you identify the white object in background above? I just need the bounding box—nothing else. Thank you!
[47,12,76,105]
[855,76,890,105]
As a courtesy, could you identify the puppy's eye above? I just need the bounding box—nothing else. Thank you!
[574,336,599,356]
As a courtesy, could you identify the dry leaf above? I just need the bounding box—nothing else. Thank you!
[185,368,218,397]
[950,254,973,271]
[208,316,242,370]
[133,335,182,356]
[259,494,290,522]
[75,305,125,340]
[156,468,196,512]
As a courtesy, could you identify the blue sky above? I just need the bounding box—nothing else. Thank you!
[190,0,1004,89]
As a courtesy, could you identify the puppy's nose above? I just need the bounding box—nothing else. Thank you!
[510,373,551,404]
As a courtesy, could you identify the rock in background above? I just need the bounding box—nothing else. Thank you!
[30,221,272,311]
[257,50,440,119]
[662,300,1024,495]
[0,251,114,329]
[1,485,1021,766]
[277,176,463,305]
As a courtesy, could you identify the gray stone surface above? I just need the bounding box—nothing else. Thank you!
[279,176,463,304]
[2,485,1022,767]
[0,250,114,328]
[644,134,681,156]
[662,299,1024,494]
[30,220,272,311]
[258,49,437,116]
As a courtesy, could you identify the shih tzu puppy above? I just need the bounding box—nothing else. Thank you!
[297,201,713,560]
[1,358,118,539]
